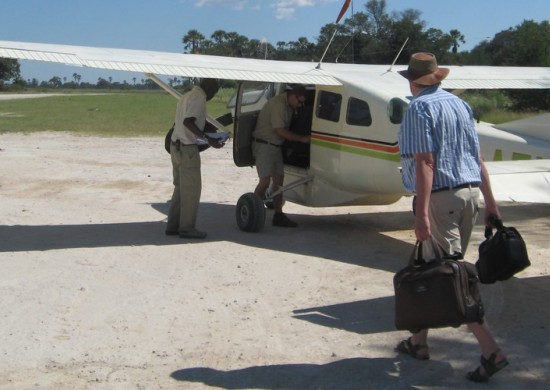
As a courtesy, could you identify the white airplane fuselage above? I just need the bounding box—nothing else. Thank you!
[238,78,550,208]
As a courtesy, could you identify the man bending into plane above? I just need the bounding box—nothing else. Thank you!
[252,85,310,227]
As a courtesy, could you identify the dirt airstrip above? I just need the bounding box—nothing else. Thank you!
[1,129,549,389]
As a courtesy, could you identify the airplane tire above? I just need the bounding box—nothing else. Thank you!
[236,192,265,232]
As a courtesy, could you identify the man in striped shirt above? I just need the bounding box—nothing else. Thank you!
[396,52,508,383]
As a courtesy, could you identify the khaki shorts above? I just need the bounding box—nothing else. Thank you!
[252,142,284,178]
[423,187,480,260]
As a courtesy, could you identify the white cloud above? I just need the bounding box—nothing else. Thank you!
[191,0,337,20]
[194,0,249,10]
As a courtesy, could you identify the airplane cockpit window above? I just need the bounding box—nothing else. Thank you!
[227,82,275,113]
[316,91,342,122]
[388,97,406,124]
[347,97,372,126]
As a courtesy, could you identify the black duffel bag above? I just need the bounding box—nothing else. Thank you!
[164,124,175,154]
[476,215,530,284]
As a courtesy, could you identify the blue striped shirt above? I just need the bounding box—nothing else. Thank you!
[398,86,481,192]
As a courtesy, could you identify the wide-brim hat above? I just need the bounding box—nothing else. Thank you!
[398,52,450,85]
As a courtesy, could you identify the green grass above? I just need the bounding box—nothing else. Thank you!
[480,110,537,124]
[460,90,548,124]
[1,89,543,136]
[0,90,234,136]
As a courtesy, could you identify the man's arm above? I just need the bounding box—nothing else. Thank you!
[183,117,205,139]
[275,127,309,143]
[183,117,224,149]
[414,152,435,241]
[479,157,500,224]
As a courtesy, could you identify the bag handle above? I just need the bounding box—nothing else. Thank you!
[409,241,425,266]
[485,214,505,239]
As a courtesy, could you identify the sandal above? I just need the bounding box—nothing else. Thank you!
[395,337,430,360]
[467,350,509,382]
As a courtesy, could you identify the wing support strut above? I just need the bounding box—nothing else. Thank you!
[266,176,313,201]
[145,73,231,133]
[145,73,182,99]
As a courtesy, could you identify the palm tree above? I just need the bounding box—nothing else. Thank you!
[72,73,81,87]
[182,29,205,53]
[449,29,465,54]
[211,29,227,45]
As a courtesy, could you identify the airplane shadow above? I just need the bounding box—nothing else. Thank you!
[0,200,416,274]
[1,200,548,276]
[170,356,453,389]
[292,296,395,335]
[291,274,550,337]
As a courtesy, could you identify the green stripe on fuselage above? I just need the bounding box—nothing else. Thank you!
[313,138,401,162]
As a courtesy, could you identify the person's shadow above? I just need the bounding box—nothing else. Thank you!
[170,356,453,389]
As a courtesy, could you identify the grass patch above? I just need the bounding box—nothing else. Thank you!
[0,90,234,136]
[460,90,548,124]
[1,89,544,136]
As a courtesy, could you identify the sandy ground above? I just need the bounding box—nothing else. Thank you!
[1,131,549,389]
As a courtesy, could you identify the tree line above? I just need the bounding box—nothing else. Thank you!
[1,1,548,108]
[181,0,549,67]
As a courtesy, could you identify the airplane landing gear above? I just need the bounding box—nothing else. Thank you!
[236,192,265,232]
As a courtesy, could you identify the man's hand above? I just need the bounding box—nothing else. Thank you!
[206,135,224,149]
[415,214,431,241]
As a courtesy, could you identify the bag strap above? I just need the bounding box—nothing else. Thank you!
[409,241,425,266]
[486,214,505,239]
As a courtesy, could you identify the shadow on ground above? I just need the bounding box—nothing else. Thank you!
[171,356,453,389]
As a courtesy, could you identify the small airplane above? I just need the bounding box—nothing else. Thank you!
[1,39,549,232]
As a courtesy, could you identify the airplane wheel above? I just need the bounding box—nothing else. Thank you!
[236,192,265,232]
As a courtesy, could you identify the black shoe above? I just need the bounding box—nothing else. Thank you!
[179,229,207,239]
[467,351,509,382]
[272,213,298,228]
[165,230,179,236]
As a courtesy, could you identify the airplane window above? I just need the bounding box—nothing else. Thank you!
[388,98,406,124]
[347,97,372,126]
[316,91,341,122]
[227,82,274,110]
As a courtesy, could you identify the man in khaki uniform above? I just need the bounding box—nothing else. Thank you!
[166,78,222,239]
[252,85,310,227]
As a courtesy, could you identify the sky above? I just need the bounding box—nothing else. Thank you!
[1,0,548,83]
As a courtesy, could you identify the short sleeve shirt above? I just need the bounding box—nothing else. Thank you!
[172,86,206,145]
[252,93,293,145]
[398,86,482,192]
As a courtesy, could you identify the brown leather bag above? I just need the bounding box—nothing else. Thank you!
[394,242,484,332]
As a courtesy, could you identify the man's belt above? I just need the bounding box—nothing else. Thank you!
[171,140,196,146]
[432,183,480,193]
[253,138,281,148]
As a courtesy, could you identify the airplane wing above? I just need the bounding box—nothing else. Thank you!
[0,40,340,86]
[2,40,550,91]
[441,65,550,90]
[485,159,550,203]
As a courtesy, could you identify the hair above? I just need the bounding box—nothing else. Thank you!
[288,85,306,98]
[412,81,441,89]
[199,78,220,95]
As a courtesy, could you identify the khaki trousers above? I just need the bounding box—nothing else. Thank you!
[167,144,202,232]
[423,187,480,260]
